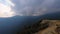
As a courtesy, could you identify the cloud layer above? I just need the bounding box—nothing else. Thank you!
[11,0,57,16]
[0,0,60,17]
[0,0,15,18]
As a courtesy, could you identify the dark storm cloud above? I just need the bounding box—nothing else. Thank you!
[11,0,60,16]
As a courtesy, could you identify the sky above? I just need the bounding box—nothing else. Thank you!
[0,0,15,18]
[11,0,56,16]
[11,0,60,16]
[0,0,60,18]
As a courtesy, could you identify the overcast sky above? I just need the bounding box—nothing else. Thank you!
[11,0,55,16]
[0,0,60,18]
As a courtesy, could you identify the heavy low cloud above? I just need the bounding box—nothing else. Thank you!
[11,0,60,16]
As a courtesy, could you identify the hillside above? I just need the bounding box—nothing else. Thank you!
[35,20,60,34]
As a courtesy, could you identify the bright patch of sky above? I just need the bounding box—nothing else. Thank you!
[0,0,15,18]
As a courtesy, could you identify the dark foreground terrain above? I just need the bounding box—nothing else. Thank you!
[20,20,60,34]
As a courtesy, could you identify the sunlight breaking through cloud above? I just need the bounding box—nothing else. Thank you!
[0,0,15,18]
[5,0,15,6]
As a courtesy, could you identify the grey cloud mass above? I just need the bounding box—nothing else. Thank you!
[11,0,60,16]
